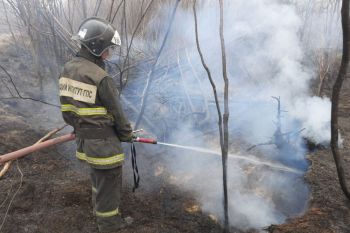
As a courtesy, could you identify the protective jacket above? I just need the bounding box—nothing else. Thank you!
[59,48,133,169]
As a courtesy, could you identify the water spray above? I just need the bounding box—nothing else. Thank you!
[131,129,302,175]
[0,130,302,176]
[156,142,303,174]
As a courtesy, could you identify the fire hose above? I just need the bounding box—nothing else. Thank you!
[0,133,76,164]
[0,133,157,190]
[131,137,157,192]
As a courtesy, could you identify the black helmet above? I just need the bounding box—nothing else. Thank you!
[72,17,121,57]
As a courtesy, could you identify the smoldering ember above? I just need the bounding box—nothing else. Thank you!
[0,0,349,233]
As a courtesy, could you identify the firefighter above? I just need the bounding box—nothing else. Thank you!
[58,17,133,232]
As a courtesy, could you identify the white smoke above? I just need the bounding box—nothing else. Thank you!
[127,0,336,230]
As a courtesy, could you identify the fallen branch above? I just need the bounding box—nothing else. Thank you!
[246,128,306,152]
[246,142,274,152]
[246,98,305,152]
[36,125,67,144]
[0,162,12,179]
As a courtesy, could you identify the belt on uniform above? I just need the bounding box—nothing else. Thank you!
[75,127,116,139]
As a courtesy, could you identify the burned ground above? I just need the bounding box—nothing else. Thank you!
[0,35,350,233]
[0,34,222,233]
[0,100,224,233]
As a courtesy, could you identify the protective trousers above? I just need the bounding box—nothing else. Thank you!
[91,166,123,232]
[76,137,125,232]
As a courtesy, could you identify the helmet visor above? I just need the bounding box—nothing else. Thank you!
[100,44,120,61]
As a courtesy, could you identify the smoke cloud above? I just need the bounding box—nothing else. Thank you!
[0,0,339,230]
[125,0,337,231]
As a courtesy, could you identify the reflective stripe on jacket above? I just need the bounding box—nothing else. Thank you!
[59,55,115,132]
[59,48,133,169]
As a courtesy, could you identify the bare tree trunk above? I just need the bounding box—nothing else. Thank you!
[331,0,350,200]
[218,0,230,231]
[193,0,229,231]
[121,0,129,90]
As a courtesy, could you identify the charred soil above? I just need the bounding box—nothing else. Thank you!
[0,38,350,233]
[0,101,224,233]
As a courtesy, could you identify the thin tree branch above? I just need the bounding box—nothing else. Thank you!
[193,0,223,149]
[0,64,59,107]
[194,1,229,230]
[93,0,103,16]
[107,0,116,21]
[119,0,155,90]
[134,0,180,129]
[111,0,124,24]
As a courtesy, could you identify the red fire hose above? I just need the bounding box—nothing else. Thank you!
[0,133,76,164]
[129,137,157,192]
[0,134,157,164]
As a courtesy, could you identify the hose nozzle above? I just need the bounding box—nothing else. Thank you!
[134,137,157,144]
